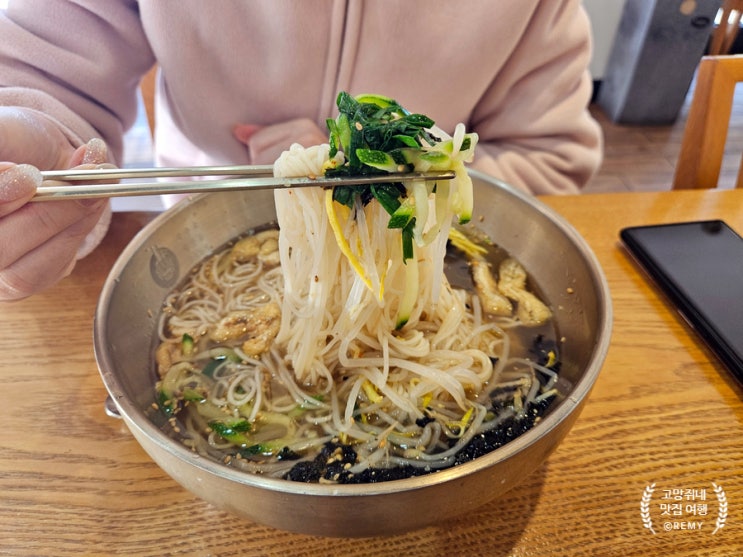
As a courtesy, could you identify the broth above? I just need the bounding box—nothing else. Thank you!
[150,224,563,483]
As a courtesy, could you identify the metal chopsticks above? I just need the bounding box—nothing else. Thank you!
[39,164,275,182]
[33,165,456,202]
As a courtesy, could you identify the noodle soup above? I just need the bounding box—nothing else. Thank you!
[94,166,612,535]
[151,224,563,484]
[150,92,567,485]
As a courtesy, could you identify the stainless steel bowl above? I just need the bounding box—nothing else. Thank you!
[94,170,612,537]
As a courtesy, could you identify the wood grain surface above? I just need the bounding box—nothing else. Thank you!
[1,190,742,556]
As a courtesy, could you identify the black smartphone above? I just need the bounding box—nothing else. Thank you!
[620,220,743,384]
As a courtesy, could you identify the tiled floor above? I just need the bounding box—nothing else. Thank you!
[586,78,743,193]
[583,104,685,194]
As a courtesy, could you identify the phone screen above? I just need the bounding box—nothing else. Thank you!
[620,220,743,383]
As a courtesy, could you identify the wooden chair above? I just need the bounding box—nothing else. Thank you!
[673,54,743,189]
[709,0,743,55]
[139,65,157,137]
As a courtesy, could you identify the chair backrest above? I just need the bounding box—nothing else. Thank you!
[139,65,157,137]
[673,54,743,189]
[709,0,743,55]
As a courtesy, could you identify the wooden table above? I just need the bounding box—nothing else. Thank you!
[1,190,741,556]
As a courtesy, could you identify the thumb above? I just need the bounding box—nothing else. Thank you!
[0,163,43,217]
[236,119,327,165]
[233,124,263,146]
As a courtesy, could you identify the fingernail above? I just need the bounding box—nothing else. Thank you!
[82,138,107,165]
[73,163,113,171]
[0,164,42,200]
[233,124,261,144]
[75,197,107,209]
[61,257,77,278]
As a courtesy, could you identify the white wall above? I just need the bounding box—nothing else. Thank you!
[584,0,627,78]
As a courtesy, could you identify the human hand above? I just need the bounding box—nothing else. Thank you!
[233,118,328,165]
[0,107,111,301]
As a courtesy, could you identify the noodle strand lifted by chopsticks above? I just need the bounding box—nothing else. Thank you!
[154,94,560,482]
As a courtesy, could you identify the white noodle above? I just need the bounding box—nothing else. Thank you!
[154,138,558,480]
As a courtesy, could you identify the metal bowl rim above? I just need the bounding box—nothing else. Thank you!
[94,170,612,498]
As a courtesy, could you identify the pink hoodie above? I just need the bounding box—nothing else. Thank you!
[0,0,601,195]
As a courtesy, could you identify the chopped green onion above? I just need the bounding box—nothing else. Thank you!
[356,149,399,173]
[181,333,195,356]
[370,183,404,215]
[388,197,415,229]
[401,220,416,262]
